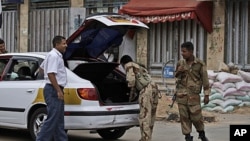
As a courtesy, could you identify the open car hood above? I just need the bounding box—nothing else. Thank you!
[64,13,149,60]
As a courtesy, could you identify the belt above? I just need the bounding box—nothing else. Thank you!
[46,83,64,89]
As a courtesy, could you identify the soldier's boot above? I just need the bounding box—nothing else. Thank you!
[185,134,193,141]
[198,131,209,141]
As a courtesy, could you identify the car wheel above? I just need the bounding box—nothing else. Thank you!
[29,107,47,140]
[97,127,127,140]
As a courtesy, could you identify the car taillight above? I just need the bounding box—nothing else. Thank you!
[77,88,98,100]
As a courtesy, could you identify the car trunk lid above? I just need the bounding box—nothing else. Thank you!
[64,13,148,60]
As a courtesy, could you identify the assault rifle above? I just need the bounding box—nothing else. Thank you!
[169,92,176,108]
[169,74,182,108]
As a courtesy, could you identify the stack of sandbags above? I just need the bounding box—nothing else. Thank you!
[236,70,250,106]
[200,70,250,113]
[207,70,218,87]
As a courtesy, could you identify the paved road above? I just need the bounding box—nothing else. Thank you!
[0,113,250,141]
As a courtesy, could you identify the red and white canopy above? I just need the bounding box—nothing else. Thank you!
[119,0,213,33]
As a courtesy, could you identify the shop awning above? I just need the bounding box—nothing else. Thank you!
[119,0,213,33]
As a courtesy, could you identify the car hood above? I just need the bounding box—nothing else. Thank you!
[64,13,148,60]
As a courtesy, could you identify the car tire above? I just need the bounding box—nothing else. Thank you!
[97,127,126,140]
[29,107,47,140]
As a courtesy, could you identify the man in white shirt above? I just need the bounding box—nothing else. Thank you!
[36,35,68,141]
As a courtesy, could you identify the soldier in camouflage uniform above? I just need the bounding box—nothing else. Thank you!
[175,42,210,141]
[120,55,159,141]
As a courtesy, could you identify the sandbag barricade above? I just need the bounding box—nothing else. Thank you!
[200,70,250,113]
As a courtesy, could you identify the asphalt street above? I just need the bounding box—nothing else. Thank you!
[0,113,250,141]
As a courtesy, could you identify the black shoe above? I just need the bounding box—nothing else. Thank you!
[198,136,209,141]
[198,131,209,141]
[185,134,193,141]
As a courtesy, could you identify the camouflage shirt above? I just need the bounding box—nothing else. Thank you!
[175,57,210,96]
[124,62,152,90]
[124,62,140,88]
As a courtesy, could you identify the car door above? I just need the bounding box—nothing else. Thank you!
[0,56,44,126]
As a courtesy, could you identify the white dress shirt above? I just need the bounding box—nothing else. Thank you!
[40,48,67,87]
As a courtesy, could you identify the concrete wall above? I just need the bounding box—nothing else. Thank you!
[19,0,29,52]
[70,0,83,7]
[206,0,225,70]
[17,0,226,70]
[136,28,148,67]
[18,0,84,52]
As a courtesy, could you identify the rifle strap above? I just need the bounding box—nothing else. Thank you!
[179,59,199,84]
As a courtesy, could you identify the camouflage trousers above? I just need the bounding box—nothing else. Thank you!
[138,83,159,141]
[178,103,204,135]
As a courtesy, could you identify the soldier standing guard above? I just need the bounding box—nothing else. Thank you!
[120,55,159,141]
[175,42,210,141]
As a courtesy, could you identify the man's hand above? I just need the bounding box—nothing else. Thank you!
[177,66,185,72]
[129,87,137,102]
[203,95,209,105]
[57,90,64,100]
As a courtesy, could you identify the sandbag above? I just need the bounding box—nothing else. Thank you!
[238,101,250,107]
[202,107,213,112]
[213,88,223,94]
[207,70,218,80]
[216,72,242,84]
[219,99,242,108]
[223,95,236,100]
[223,87,247,97]
[212,82,235,91]
[203,105,235,113]
[209,99,224,105]
[209,92,223,100]
[200,96,204,102]
[237,70,250,83]
[211,88,217,94]
[222,105,234,113]
[201,103,217,108]
[211,106,224,112]
[201,88,217,96]
[235,95,250,101]
[235,81,250,91]
[209,79,214,87]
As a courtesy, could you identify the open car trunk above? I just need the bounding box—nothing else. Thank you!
[64,14,147,105]
[65,14,149,60]
[72,62,136,104]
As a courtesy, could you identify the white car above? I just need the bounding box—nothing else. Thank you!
[0,13,148,140]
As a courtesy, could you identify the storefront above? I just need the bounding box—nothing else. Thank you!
[119,0,213,75]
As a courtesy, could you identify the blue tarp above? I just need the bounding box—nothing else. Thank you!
[65,28,123,59]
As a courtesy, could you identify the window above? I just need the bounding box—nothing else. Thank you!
[0,59,9,79]
[2,59,40,81]
[225,0,250,69]
[85,0,129,16]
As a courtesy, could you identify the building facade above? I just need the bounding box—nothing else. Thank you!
[1,0,249,74]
